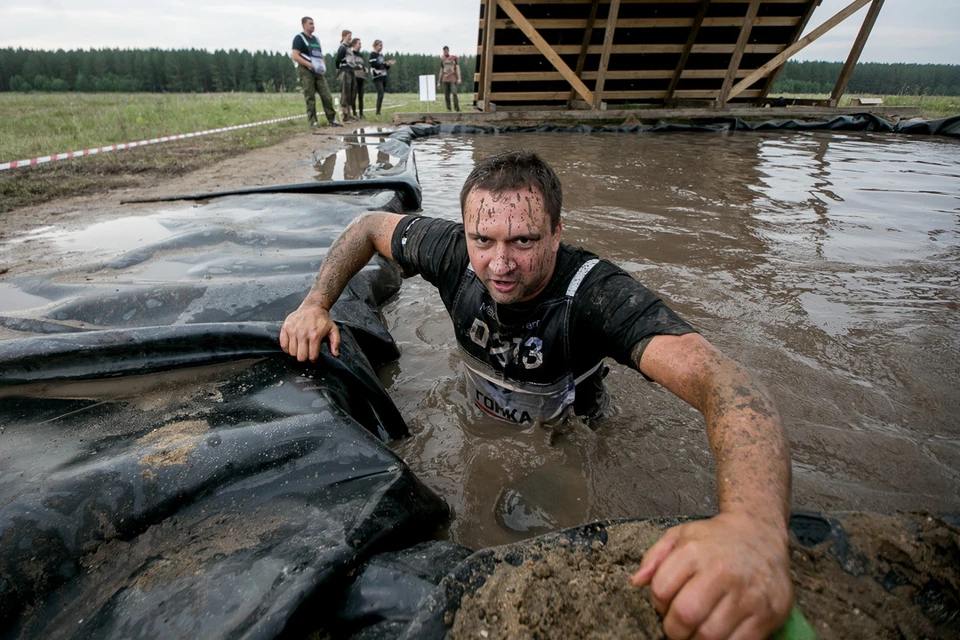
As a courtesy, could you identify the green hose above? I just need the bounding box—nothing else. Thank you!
[771,605,818,640]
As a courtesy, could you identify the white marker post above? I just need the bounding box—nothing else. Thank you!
[419,75,437,104]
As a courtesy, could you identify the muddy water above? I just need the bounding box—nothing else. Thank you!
[378,131,960,551]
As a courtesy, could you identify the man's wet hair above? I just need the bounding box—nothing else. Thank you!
[302,16,312,25]
[459,150,563,229]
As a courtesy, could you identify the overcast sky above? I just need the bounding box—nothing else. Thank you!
[1,0,956,63]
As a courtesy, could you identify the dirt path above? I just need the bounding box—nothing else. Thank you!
[0,130,344,277]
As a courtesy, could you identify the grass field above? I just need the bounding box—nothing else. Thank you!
[0,92,444,212]
[1,91,955,214]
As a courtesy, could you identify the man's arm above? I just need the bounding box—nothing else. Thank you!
[629,332,793,640]
[291,49,312,69]
[280,212,405,361]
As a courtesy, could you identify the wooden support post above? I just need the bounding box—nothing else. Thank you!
[830,0,885,106]
[567,0,601,108]
[727,0,873,102]
[481,0,497,110]
[497,0,595,105]
[717,0,761,107]
[759,0,820,101]
[593,0,621,109]
[666,0,711,102]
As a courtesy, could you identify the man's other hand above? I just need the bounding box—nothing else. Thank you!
[280,304,341,360]
[629,512,793,640]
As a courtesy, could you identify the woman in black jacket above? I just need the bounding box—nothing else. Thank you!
[368,40,396,117]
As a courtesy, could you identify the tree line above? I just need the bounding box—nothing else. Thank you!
[0,48,476,94]
[772,60,960,96]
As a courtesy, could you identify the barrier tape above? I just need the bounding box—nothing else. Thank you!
[0,114,303,172]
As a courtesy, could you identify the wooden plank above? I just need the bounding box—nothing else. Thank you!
[567,0,601,107]
[759,0,820,99]
[481,0,497,108]
[727,0,873,101]
[483,16,800,29]
[830,0,884,105]
[718,0,761,106]
[394,104,920,127]
[666,0,711,101]
[496,0,595,103]
[481,68,756,81]
[488,0,810,4]
[593,0,622,109]
[488,89,763,100]
[484,43,784,55]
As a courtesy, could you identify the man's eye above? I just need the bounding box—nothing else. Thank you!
[475,237,490,245]
[515,238,532,246]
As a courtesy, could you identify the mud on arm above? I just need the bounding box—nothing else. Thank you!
[280,212,405,361]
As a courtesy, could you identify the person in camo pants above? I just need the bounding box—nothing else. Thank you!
[290,16,340,128]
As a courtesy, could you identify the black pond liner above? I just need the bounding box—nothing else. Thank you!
[3,114,958,639]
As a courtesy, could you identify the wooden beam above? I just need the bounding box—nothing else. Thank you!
[759,0,821,100]
[495,0,595,104]
[666,0,710,101]
[727,0,874,101]
[593,0,622,109]
[718,0,761,106]
[482,16,800,29]
[483,43,784,55]
[487,89,764,100]
[567,0,601,108]
[481,0,497,110]
[479,68,758,82]
[830,0,884,105]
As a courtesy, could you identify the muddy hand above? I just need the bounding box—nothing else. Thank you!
[628,512,793,640]
[280,304,341,360]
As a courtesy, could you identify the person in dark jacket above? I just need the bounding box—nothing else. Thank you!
[368,40,396,117]
[335,29,356,121]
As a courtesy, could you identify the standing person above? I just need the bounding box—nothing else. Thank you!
[438,46,461,112]
[290,17,341,128]
[280,149,794,640]
[368,40,396,117]
[335,30,356,122]
[347,38,368,119]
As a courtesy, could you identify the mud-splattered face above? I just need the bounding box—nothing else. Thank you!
[463,186,562,305]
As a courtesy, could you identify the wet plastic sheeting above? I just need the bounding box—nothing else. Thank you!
[0,354,447,639]
[0,186,451,638]
[394,114,960,138]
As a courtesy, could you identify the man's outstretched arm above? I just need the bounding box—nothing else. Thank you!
[280,212,405,361]
[630,332,793,640]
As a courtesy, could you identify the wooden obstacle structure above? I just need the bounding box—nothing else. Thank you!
[472,0,887,112]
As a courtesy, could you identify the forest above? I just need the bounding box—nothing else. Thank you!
[1,48,956,96]
[0,47,477,94]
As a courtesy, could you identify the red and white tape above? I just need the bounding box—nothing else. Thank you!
[0,114,303,172]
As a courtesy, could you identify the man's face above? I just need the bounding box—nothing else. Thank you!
[462,187,562,305]
[443,48,449,56]
[303,19,315,35]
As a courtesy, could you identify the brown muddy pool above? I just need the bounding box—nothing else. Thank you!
[378,131,960,551]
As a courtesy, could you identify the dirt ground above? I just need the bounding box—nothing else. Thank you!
[451,514,960,640]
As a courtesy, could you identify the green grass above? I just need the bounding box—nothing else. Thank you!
[780,93,959,120]
[0,92,463,164]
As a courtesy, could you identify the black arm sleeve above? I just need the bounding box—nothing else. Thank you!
[390,216,468,312]
[292,35,309,59]
[572,261,696,373]
[335,44,348,69]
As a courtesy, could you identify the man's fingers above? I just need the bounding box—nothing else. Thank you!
[685,591,741,640]
[629,529,678,587]
[648,544,699,617]
[328,324,341,357]
[279,326,290,352]
[296,335,311,362]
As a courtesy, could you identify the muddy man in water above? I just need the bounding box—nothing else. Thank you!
[280,150,794,640]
